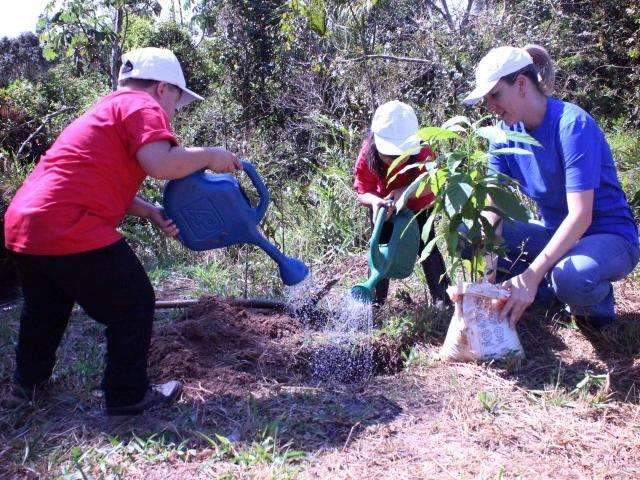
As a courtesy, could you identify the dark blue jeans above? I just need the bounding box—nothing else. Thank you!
[10,239,155,408]
[494,220,640,319]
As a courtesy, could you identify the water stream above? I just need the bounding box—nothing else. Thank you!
[285,275,376,383]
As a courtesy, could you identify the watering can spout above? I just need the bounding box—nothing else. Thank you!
[278,257,310,286]
[350,273,380,303]
[254,236,309,286]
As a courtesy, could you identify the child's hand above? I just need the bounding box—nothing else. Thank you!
[207,147,243,173]
[372,196,393,222]
[147,206,180,238]
[384,187,406,217]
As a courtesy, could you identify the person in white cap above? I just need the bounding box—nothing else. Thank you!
[464,45,639,332]
[3,47,242,416]
[353,100,450,308]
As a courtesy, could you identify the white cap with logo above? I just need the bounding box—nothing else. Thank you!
[371,100,420,156]
[463,46,533,105]
[118,47,204,109]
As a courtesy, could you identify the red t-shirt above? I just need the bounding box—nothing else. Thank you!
[353,141,436,212]
[4,90,177,255]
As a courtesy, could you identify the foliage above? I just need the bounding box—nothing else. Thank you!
[0,33,48,88]
[0,64,108,162]
[608,128,640,221]
[37,0,162,87]
[393,116,533,281]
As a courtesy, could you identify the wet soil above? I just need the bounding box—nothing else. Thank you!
[148,296,407,396]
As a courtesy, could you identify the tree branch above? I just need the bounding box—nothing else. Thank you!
[424,0,455,31]
[339,54,432,64]
[16,106,74,159]
[460,0,475,33]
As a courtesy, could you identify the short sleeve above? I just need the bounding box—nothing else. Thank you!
[353,142,379,194]
[560,118,602,192]
[123,107,177,157]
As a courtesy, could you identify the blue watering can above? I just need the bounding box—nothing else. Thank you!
[162,160,309,286]
[351,206,421,302]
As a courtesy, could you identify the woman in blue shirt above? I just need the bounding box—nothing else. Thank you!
[463,45,639,329]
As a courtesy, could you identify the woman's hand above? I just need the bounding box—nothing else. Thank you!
[147,205,180,238]
[500,268,542,327]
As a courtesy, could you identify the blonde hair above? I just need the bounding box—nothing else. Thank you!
[524,44,555,96]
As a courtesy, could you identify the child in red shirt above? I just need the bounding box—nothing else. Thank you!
[354,101,449,306]
[3,48,242,416]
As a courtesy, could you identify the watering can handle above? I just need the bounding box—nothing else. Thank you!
[369,206,387,253]
[240,160,270,223]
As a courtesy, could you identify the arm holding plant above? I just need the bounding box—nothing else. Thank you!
[500,190,594,326]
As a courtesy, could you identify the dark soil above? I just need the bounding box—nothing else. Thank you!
[148,296,408,394]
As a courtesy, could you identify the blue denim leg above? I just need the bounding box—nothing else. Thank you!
[550,234,640,319]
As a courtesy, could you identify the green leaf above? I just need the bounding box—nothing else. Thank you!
[386,151,411,179]
[446,225,460,255]
[445,152,464,172]
[504,130,542,147]
[442,115,471,130]
[415,178,429,198]
[420,208,438,243]
[444,177,473,216]
[308,0,328,36]
[418,234,443,263]
[470,150,489,163]
[490,147,534,156]
[429,169,448,196]
[387,162,423,185]
[417,126,460,142]
[42,45,57,61]
[475,125,507,144]
[395,171,428,212]
[486,186,529,222]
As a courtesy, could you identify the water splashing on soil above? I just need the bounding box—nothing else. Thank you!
[286,279,376,384]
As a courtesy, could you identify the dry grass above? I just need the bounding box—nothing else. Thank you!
[0,270,639,479]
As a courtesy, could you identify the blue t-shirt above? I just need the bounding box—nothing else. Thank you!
[489,97,639,246]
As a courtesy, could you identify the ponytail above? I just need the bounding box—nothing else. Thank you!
[524,44,555,95]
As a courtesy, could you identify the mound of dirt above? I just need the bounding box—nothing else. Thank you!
[148,297,303,398]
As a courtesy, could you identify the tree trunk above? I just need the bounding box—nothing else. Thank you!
[110,6,124,91]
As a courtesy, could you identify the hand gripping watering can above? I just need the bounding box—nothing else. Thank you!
[350,206,421,302]
[162,160,309,286]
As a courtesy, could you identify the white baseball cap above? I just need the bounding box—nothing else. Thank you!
[463,46,533,105]
[371,100,420,156]
[118,47,204,109]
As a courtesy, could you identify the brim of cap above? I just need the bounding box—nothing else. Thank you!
[374,133,421,156]
[177,87,204,109]
[462,79,500,106]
